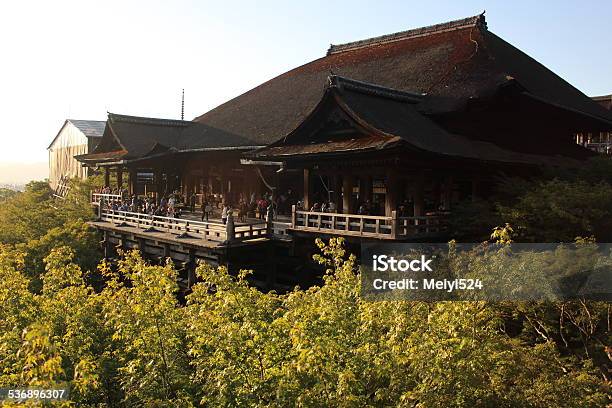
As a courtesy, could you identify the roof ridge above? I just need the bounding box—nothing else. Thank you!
[328,75,425,103]
[327,13,486,55]
[108,112,192,127]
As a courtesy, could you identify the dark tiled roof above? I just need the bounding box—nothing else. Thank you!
[195,14,612,145]
[68,119,106,138]
[48,119,106,150]
[77,113,263,163]
[327,14,486,55]
[74,149,128,163]
[252,75,585,166]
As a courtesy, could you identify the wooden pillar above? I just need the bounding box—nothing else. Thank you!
[155,169,163,201]
[199,173,205,202]
[116,167,123,188]
[362,175,372,204]
[385,170,398,217]
[220,171,227,204]
[303,168,311,210]
[207,174,213,199]
[102,230,112,259]
[187,249,196,289]
[104,167,110,187]
[186,175,192,198]
[414,172,425,217]
[128,168,137,196]
[166,171,173,194]
[334,174,342,209]
[342,174,353,214]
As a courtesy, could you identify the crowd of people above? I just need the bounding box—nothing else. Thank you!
[95,186,431,224]
[95,187,298,225]
[96,189,185,219]
[295,197,420,217]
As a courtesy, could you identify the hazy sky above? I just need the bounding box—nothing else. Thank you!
[1,0,610,166]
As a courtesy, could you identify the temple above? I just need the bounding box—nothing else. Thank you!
[76,14,612,290]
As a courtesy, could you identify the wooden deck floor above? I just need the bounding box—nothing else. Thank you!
[89,220,270,249]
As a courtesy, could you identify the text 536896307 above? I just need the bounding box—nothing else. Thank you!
[1,387,69,401]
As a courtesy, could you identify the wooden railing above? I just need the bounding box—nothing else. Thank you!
[271,221,292,240]
[92,193,123,204]
[396,215,447,237]
[93,197,447,241]
[98,209,268,244]
[291,206,447,239]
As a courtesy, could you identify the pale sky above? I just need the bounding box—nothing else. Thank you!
[0,0,610,169]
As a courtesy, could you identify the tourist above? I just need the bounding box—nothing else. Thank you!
[239,200,248,222]
[206,201,213,221]
[257,198,268,220]
[200,198,208,221]
[221,204,229,224]
[190,192,197,213]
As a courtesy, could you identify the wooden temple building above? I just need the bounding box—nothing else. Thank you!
[76,14,612,290]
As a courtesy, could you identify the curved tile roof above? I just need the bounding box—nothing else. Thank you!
[195,13,612,145]
[252,75,586,166]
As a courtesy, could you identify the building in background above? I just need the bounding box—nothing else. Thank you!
[576,94,612,154]
[48,119,105,191]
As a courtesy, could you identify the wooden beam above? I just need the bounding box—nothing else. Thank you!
[385,170,398,217]
[104,167,110,187]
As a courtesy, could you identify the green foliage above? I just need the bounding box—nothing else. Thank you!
[498,179,612,242]
[449,198,503,241]
[450,157,612,242]
[0,168,610,406]
[0,178,101,291]
[1,241,609,407]
[0,179,95,245]
[0,187,18,202]
[20,220,101,291]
